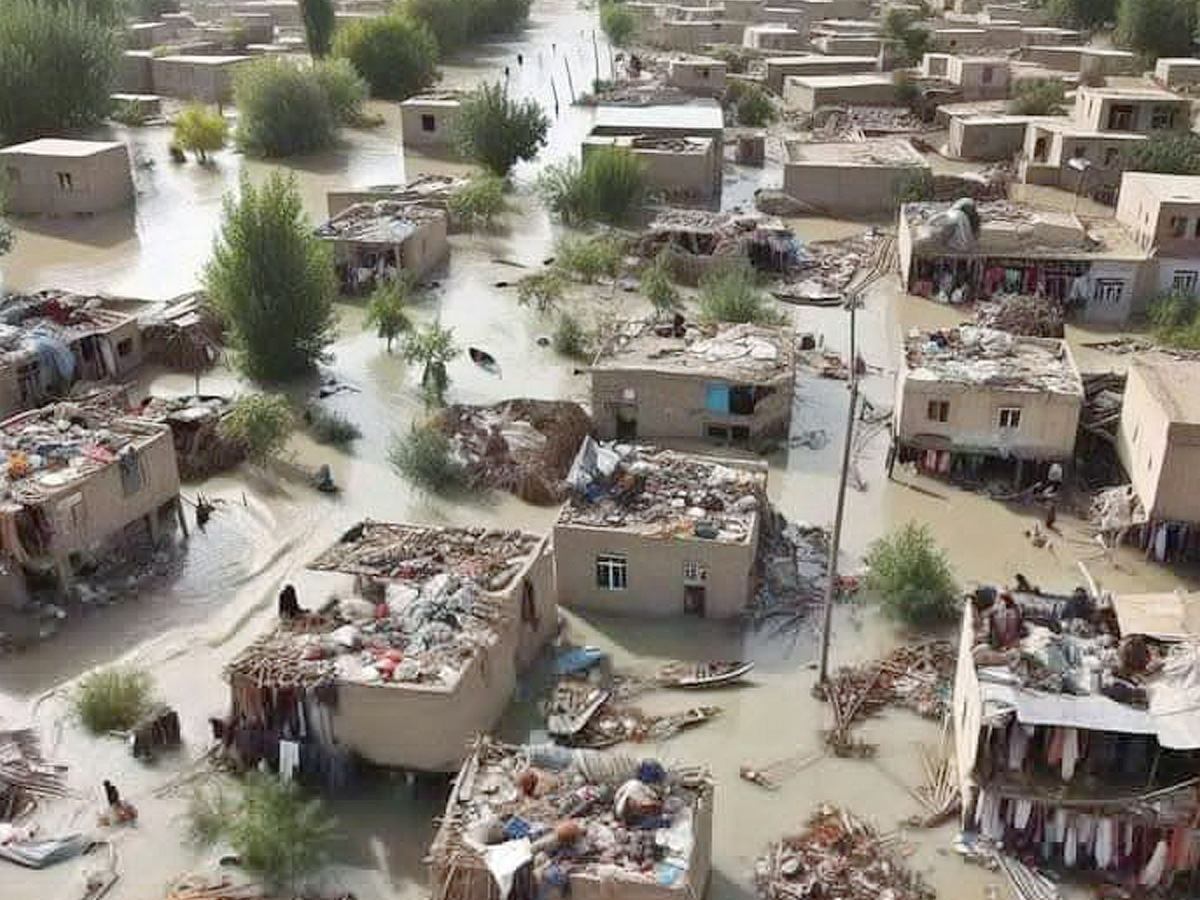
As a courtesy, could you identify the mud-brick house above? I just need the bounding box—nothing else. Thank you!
[893,326,1083,481]
[781,73,898,114]
[399,93,461,152]
[430,738,714,900]
[149,55,250,104]
[0,140,134,216]
[667,56,728,95]
[554,442,766,618]
[764,55,878,93]
[1115,172,1200,299]
[223,524,557,774]
[315,200,449,292]
[783,138,931,217]
[0,400,182,596]
[954,588,1200,891]
[583,134,719,205]
[1155,58,1200,91]
[589,320,794,446]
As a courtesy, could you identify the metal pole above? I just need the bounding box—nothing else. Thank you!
[564,58,576,102]
[817,297,859,685]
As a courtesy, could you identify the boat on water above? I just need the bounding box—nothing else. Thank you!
[468,347,500,374]
[659,660,755,689]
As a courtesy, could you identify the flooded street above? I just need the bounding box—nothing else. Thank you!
[1,3,1197,900]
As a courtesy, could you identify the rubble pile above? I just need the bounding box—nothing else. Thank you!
[137,395,245,480]
[753,805,935,900]
[774,232,887,303]
[905,326,1082,396]
[436,400,592,505]
[634,210,794,284]
[0,728,69,821]
[752,506,830,621]
[139,293,223,372]
[1090,483,1146,532]
[975,293,1065,338]
[811,105,929,137]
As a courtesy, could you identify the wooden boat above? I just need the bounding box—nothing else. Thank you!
[469,347,500,375]
[659,661,755,689]
[547,685,611,739]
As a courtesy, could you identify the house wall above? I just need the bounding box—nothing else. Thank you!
[782,76,897,112]
[0,146,134,216]
[1156,59,1200,90]
[400,101,460,150]
[952,604,983,824]
[948,58,1009,100]
[1117,178,1200,252]
[150,56,249,103]
[1023,45,1083,72]
[552,522,758,618]
[128,22,171,50]
[1074,90,1190,134]
[744,26,807,52]
[723,0,765,20]
[765,56,877,92]
[583,138,716,203]
[930,29,990,53]
[118,51,155,94]
[1117,364,1200,522]
[658,21,746,52]
[783,160,929,215]
[668,60,728,94]
[812,36,882,56]
[948,118,1027,160]
[1155,256,1200,298]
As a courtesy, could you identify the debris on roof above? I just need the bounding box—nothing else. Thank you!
[904,326,1082,395]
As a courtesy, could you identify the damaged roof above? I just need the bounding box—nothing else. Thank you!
[904,326,1083,395]
[594,321,795,383]
[314,199,445,245]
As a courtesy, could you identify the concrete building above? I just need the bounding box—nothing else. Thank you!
[667,56,728,94]
[555,443,767,618]
[589,320,795,446]
[1019,120,1147,201]
[782,73,898,113]
[783,138,931,216]
[764,55,878,92]
[399,94,461,152]
[946,113,1046,161]
[893,326,1083,477]
[0,140,133,216]
[583,134,719,205]
[224,525,557,773]
[1072,85,1191,135]
[150,54,251,103]
[658,20,746,52]
[315,200,449,291]
[1022,45,1137,78]
[1154,58,1200,91]
[744,23,807,52]
[1116,172,1200,303]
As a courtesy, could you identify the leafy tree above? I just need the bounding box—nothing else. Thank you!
[399,0,531,52]
[553,313,589,358]
[447,174,509,230]
[601,1,637,46]
[699,264,783,324]
[516,269,567,313]
[388,423,466,492]
[299,0,337,58]
[553,233,625,283]
[173,104,228,162]
[1116,0,1195,61]
[205,173,337,381]
[403,321,461,405]
[73,667,154,734]
[1044,0,1117,28]
[735,84,777,127]
[1130,132,1200,175]
[219,394,296,463]
[234,58,337,156]
[641,251,679,315]
[1007,78,1067,115]
[453,82,549,176]
[365,277,413,351]
[334,14,439,101]
[882,8,931,67]
[0,1,121,143]
[864,522,958,628]
[45,0,126,22]
[539,149,645,226]
[312,58,369,126]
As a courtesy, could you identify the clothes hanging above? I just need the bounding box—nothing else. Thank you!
[1061,727,1079,781]
[279,739,300,783]
[1140,839,1168,888]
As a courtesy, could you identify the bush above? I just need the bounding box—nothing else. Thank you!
[1131,133,1200,175]
[1148,292,1200,348]
[699,264,782,324]
[552,313,589,358]
[365,277,413,351]
[0,1,121,143]
[517,269,567,313]
[334,14,439,102]
[205,173,337,380]
[553,233,624,283]
[539,149,646,226]
[188,774,335,891]
[403,321,461,405]
[1116,0,1195,61]
[893,73,922,113]
[1045,0,1116,28]
[894,170,934,205]
[173,104,228,162]
[312,59,369,126]
[448,174,509,230]
[601,1,637,46]
[453,82,549,176]
[234,58,337,157]
[73,667,154,734]
[388,423,466,492]
[881,8,931,67]
[400,0,532,51]
[111,98,152,126]
[730,83,777,127]
[864,522,958,628]
[299,0,336,58]
[305,405,362,445]
[1008,79,1066,116]
[641,251,679,315]
[219,394,296,463]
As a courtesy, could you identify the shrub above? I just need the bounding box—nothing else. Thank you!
[73,667,154,734]
[894,170,935,205]
[882,8,931,67]
[312,58,369,126]
[365,277,413,351]
[447,174,509,230]
[403,321,461,405]
[135,0,181,18]
[1008,79,1066,116]
[1131,132,1200,175]
[1116,0,1195,61]
[334,14,439,102]
[641,251,679,315]
[1044,0,1116,28]
[601,1,637,46]
[234,58,337,156]
[173,104,228,162]
[553,233,624,283]
[552,313,589,358]
[205,173,337,380]
[400,0,532,50]
[453,82,549,176]
[305,405,362,445]
[388,423,466,492]
[699,264,783,324]
[299,0,336,58]
[864,522,958,628]
[539,150,646,226]
[893,73,922,113]
[111,98,152,127]
[517,269,567,313]
[732,84,777,127]
[1148,291,1200,348]
[219,394,296,464]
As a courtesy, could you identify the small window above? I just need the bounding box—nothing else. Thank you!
[1195,219,1200,238]
[421,114,436,132]
[706,424,729,440]
[683,561,707,582]
[621,387,636,401]
[998,407,1022,430]
[1173,270,1199,295]
[705,383,729,413]
[56,172,73,191]
[981,67,993,84]
[596,554,628,591]
[1151,105,1177,129]
[117,338,133,357]
[699,67,710,78]
[1073,146,1086,161]
[927,400,949,423]
[1172,216,1189,237]
[1093,279,1124,304]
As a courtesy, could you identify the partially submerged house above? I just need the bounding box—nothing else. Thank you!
[149,54,251,103]
[224,524,557,774]
[893,326,1083,479]
[399,93,461,152]
[315,200,449,291]
[554,442,767,618]
[0,140,134,216]
[583,134,719,205]
[783,138,930,217]
[667,56,728,94]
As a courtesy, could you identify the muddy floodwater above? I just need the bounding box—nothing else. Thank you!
[1,3,1197,899]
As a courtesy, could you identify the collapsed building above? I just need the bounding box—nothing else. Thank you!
[635,209,800,285]
[315,200,449,292]
[554,441,767,618]
[223,524,557,774]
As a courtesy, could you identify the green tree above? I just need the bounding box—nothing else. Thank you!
[1116,0,1195,60]
[205,173,337,380]
[234,57,337,156]
[641,251,679,316]
[219,393,296,463]
[699,264,783,325]
[1149,291,1200,348]
[388,423,466,492]
[365,277,413,351]
[553,233,625,283]
[1044,0,1117,28]
[553,313,589,358]
[516,269,567,313]
[447,174,509,230]
[134,0,182,19]
[453,82,549,176]
[72,666,154,734]
[734,84,777,127]
[312,58,369,126]
[1130,132,1200,175]
[403,321,460,405]
[1007,78,1067,115]
[601,1,637,46]
[173,104,228,162]
[399,0,531,51]
[864,522,958,628]
[334,14,439,101]
[882,8,931,67]
[299,0,336,58]
[0,1,121,143]
[539,149,645,226]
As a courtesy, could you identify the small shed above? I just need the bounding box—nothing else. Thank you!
[399,95,462,152]
[0,139,134,216]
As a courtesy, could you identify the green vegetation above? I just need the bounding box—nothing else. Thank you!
[1007,78,1067,115]
[403,321,461,405]
[881,8,931,67]
[173,104,228,162]
[234,58,340,156]
[894,170,935,206]
[724,80,778,127]
[1116,0,1195,61]
[388,423,466,492]
[552,313,589,359]
[399,0,532,52]
[311,59,370,127]
[188,774,336,892]
[1148,291,1200,349]
[112,98,153,127]
[641,251,680,315]
[516,269,567,313]
[453,82,550,176]
[299,0,337,58]
[134,0,182,18]
[698,265,783,325]
[600,1,637,46]
[864,522,958,628]
[893,72,923,114]
[1130,131,1200,175]
[73,667,154,734]
[205,173,337,381]
[1044,0,1117,28]
[219,394,296,464]
[553,233,625,283]
[304,405,362,446]
[448,174,509,230]
[0,0,121,143]
[334,13,439,102]
[539,149,646,226]
[365,277,414,352]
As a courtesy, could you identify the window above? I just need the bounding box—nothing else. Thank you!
[1173,270,1199,294]
[699,67,710,79]
[421,114,436,132]
[1104,147,1120,167]
[117,338,133,357]
[981,67,994,84]
[1093,279,1124,304]
[998,408,1022,430]
[705,383,729,413]
[1172,216,1189,237]
[596,554,628,591]
[706,424,728,440]
[1151,105,1177,129]
[683,561,707,583]
[1107,104,1134,130]
[1195,219,1200,238]
[621,387,636,401]
[927,399,949,422]
[56,171,73,191]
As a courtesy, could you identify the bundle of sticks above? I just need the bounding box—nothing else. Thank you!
[0,728,71,821]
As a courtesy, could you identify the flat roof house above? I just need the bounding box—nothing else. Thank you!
[315,200,449,292]
[554,442,767,618]
[583,134,719,205]
[782,73,898,113]
[1073,85,1191,135]
[149,54,251,103]
[946,113,1048,161]
[764,55,878,93]
[1115,171,1200,300]
[783,138,931,217]
[1154,57,1200,91]
[399,94,461,152]
[1019,119,1148,202]
[744,23,807,52]
[224,524,557,773]
[667,56,728,94]
[0,140,133,216]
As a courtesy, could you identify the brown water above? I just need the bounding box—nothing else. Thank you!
[1,4,1195,898]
